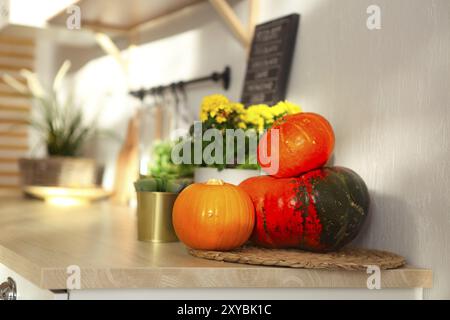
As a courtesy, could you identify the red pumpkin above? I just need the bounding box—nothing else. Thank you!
[258,112,335,178]
[239,167,370,252]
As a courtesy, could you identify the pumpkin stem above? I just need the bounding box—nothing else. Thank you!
[206,179,224,186]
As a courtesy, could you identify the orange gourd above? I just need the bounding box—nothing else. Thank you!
[258,112,335,178]
[172,179,255,251]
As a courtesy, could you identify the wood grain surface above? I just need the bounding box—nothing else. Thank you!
[0,198,432,290]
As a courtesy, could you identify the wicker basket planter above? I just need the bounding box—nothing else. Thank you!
[18,157,103,188]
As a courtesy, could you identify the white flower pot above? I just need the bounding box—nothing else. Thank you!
[194,168,260,185]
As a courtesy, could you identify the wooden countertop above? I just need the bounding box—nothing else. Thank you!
[0,198,432,290]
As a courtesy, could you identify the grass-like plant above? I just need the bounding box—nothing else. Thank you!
[32,94,96,157]
[3,61,98,157]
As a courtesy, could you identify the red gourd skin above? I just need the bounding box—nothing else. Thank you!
[258,112,335,178]
[239,167,370,252]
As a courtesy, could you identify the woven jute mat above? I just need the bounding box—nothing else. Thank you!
[188,245,405,270]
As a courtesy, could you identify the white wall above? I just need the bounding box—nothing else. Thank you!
[62,0,449,299]
[260,0,449,300]
[60,0,248,187]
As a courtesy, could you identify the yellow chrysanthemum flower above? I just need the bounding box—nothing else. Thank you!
[202,94,229,108]
[200,94,230,119]
[272,101,302,114]
[199,94,302,132]
[233,103,245,114]
[240,101,302,132]
[216,116,226,123]
[237,122,247,129]
[241,104,273,132]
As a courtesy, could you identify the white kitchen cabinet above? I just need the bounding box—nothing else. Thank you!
[0,263,67,300]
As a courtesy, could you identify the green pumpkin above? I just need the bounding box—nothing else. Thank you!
[239,166,370,252]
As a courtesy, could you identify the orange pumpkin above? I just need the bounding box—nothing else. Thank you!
[172,179,255,250]
[258,112,335,178]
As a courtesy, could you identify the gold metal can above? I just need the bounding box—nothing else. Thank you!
[136,192,178,242]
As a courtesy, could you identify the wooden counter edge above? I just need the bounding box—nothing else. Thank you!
[38,266,433,290]
[0,246,44,287]
[0,249,432,290]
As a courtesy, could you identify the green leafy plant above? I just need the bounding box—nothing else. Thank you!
[148,140,194,179]
[3,61,99,157]
[136,141,193,194]
[32,94,97,157]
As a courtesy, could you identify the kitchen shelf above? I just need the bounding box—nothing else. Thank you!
[49,0,205,34]
[48,0,258,49]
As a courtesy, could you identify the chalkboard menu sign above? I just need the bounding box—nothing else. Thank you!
[241,14,300,106]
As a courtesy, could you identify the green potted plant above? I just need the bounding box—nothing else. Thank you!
[134,176,191,242]
[3,61,103,189]
[133,141,193,242]
[189,95,302,185]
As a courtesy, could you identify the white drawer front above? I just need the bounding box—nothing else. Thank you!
[0,263,64,300]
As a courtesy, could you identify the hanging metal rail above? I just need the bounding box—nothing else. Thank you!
[129,66,231,101]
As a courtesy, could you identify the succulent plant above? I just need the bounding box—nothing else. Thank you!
[134,177,192,193]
